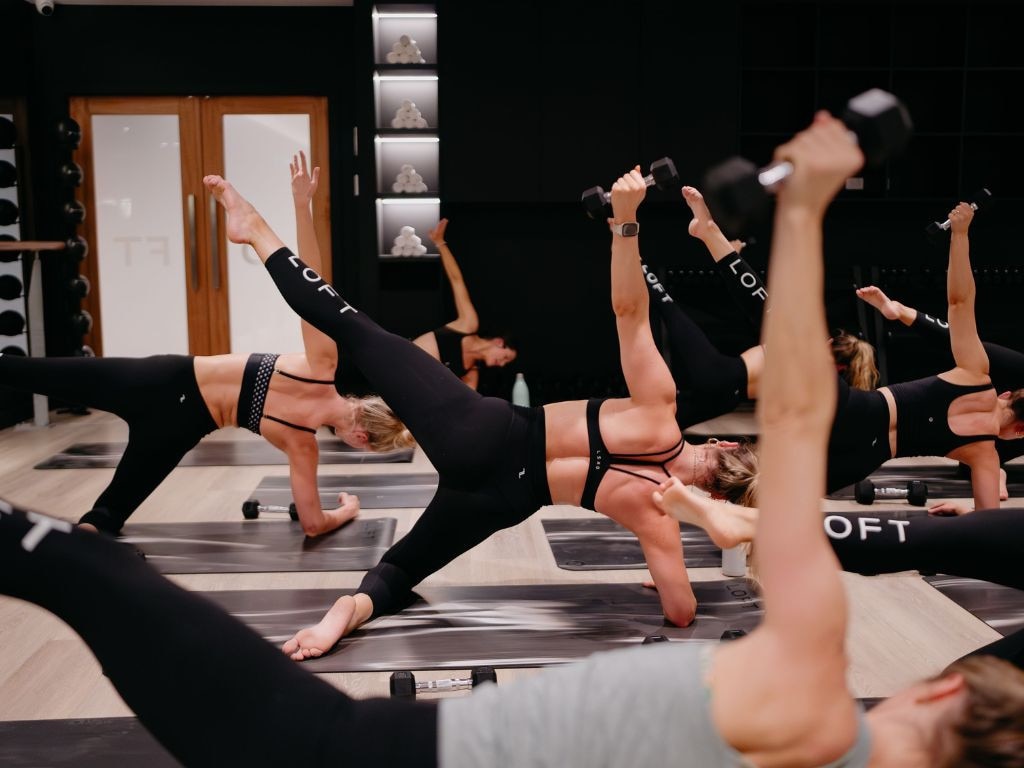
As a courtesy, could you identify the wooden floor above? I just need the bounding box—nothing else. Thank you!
[0,407,1001,722]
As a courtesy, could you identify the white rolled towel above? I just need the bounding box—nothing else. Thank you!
[415,181,428,193]
[413,244,427,255]
[409,235,422,246]
[402,245,415,256]
[386,51,399,63]
[400,163,414,172]
[414,116,428,128]
[399,34,411,45]
[400,225,415,236]
[390,117,403,129]
[409,172,423,184]
[390,244,403,256]
[401,99,414,109]
[395,173,410,185]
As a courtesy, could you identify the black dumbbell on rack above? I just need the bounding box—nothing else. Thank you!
[389,667,497,699]
[703,88,913,237]
[925,188,992,245]
[241,499,299,521]
[854,479,928,507]
[581,157,680,219]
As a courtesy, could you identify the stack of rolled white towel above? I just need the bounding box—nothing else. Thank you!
[391,225,428,257]
[391,100,428,129]
[385,34,426,64]
[392,163,428,194]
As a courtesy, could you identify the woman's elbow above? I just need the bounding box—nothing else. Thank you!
[664,598,697,628]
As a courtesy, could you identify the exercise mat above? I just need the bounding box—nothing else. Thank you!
[249,472,438,510]
[0,718,178,768]
[829,464,1024,501]
[924,575,1024,637]
[34,439,413,469]
[205,579,764,673]
[120,518,395,574]
[542,517,723,570]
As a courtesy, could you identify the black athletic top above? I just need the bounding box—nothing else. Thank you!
[580,398,685,511]
[237,353,334,435]
[433,326,469,378]
[888,376,998,458]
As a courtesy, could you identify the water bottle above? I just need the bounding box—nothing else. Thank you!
[512,373,530,407]
[721,544,747,577]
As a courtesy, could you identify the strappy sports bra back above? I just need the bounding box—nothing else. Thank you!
[887,375,998,458]
[579,398,685,511]
[237,353,334,436]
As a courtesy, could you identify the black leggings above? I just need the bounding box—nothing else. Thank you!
[0,500,438,767]
[641,259,753,430]
[0,354,218,533]
[262,250,548,617]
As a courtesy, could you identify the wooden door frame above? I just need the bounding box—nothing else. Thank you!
[69,95,331,357]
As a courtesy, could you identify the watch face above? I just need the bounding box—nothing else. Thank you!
[620,222,639,236]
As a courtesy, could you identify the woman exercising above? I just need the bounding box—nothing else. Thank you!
[4,112,1021,767]
[858,283,1024,467]
[410,218,517,389]
[650,185,1022,514]
[0,153,409,537]
[643,185,879,432]
[203,164,758,656]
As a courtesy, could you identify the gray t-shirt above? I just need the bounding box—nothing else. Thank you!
[439,642,871,767]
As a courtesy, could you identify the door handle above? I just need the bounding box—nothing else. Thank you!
[187,194,198,291]
[209,194,221,290]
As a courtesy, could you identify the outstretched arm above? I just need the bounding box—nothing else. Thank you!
[945,202,989,378]
[429,219,479,334]
[609,167,677,409]
[291,152,338,375]
[708,113,864,756]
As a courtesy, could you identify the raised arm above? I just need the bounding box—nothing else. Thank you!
[945,202,989,378]
[429,219,479,334]
[291,152,338,375]
[609,167,677,408]
[707,114,864,757]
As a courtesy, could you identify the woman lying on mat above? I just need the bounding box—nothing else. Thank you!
[409,217,518,390]
[205,160,758,651]
[653,183,1022,515]
[5,111,1022,768]
[0,152,406,537]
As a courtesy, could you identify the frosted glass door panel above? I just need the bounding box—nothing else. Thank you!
[223,114,310,354]
[92,115,189,356]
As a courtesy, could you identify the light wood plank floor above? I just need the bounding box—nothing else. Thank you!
[0,407,1002,721]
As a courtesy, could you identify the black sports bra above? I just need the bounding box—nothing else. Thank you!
[579,398,685,511]
[887,375,998,458]
[237,353,334,436]
[434,325,469,378]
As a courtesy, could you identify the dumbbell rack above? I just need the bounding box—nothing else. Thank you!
[0,240,64,428]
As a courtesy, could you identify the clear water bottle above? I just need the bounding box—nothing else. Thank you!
[512,373,530,407]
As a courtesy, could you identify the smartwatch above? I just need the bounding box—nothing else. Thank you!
[611,222,639,237]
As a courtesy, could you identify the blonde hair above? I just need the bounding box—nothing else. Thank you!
[831,331,878,391]
[707,441,759,507]
[940,655,1024,767]
[356,396,416,452]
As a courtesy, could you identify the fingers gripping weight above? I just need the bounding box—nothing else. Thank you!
[582,157,680,219]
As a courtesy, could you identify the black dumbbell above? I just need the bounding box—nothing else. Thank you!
[721,629,747,642]
[241,499,299,520]
[925,188,992,245]
[581,157,679,220]
[703,88,912,237]
[642,634,670,645]
[854,479,927,507]
[390,666,497,699]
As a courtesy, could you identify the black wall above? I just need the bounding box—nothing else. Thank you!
[2,0,1022,423]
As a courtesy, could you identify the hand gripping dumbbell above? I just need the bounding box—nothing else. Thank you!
[854,479,928,507]
[241,499,299,520]
[581,157,680,219]
[389,667,497,699]
[703,88,913,237]
[925,188,992,245]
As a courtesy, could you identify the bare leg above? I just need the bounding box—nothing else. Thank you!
[855,285,915,326]
[652,478,758,548]
[683,186,736,261]
[203,175,287,261]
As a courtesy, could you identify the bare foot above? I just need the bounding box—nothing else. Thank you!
[855,285,901,322]
[682,186,735,260]
[282,594,370,661]
[203,175,285,258]
[653,478,753,549]
[77,522,99,534]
